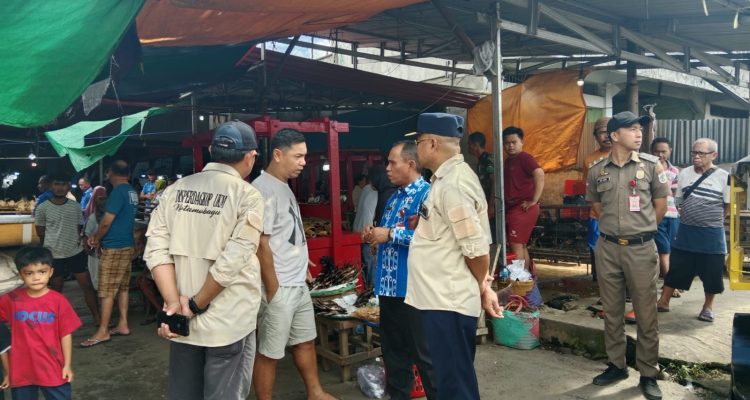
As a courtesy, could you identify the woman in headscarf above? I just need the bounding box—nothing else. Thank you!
[83,186,107,226]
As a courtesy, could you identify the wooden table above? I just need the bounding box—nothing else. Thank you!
[315,315,382,382]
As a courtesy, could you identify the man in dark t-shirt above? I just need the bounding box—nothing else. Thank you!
[83,160,138,348]
[468,132,496,242]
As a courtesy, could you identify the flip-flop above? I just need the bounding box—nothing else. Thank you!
[697,309,714,322]
[80,338,110,348]
[657,305,670,312]
[109,328,131,336]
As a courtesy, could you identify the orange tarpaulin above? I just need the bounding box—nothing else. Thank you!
[467,70,586,172]
[137,0,426,47]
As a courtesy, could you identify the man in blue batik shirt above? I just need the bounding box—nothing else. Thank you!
[363,141,436,400]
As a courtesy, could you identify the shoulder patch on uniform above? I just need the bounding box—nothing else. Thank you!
[246,210,262,231]
[639,153,659,163]
[590,157,607,168]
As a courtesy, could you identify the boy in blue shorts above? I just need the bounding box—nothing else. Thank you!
[0,246,81,400]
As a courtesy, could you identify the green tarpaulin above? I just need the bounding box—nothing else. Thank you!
[0,1,144,128]
[45,108,168,171]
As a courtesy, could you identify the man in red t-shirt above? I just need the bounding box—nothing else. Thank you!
[502,126,545,271]
[0,246,81,399]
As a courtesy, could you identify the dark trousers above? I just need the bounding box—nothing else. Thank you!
[11,384,71,400]
[168,331,256,400]
[422,310,479,400]
[380,297,437,400]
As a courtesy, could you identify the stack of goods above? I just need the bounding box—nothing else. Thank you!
[309,263,359,295]
[312,299,349,317]
[351,288,379,323]
[303,217,331,238]
[0,199,34,214]
[310,263,362,318]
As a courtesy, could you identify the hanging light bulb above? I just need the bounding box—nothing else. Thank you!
[576,77,585,87]
[31,161,38,167]
[28,152,36,160]
[322,161,331,172]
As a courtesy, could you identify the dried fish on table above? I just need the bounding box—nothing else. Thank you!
[308,263,360,291]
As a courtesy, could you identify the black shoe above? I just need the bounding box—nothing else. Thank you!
[593,363,629,386]
[639,377,662,400]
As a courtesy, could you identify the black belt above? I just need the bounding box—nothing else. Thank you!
[600,232,654,246]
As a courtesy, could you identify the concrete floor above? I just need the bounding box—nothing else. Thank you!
[0,251,722,399]
[39,278,703,400]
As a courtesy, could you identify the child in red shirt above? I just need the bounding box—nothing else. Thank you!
[0,246,81,400]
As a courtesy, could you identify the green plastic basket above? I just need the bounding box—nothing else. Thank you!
[491,309,540,350]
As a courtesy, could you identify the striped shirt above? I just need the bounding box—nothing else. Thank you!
[35,199,83,259]
[676,167,729,228]
[664,162,680,219]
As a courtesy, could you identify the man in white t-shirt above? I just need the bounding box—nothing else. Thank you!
[353,180,378,287]
[251,129,334,400]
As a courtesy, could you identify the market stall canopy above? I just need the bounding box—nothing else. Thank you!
[0,1,144,128]
[467,70,586,172]
[45,108,169,172]
[136,0,426,47]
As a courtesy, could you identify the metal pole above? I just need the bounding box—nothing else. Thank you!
[491,2,507,268]
[191,95,198,173]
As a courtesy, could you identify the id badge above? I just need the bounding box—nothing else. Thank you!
[629,195,641,212]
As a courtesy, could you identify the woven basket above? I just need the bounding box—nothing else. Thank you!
[510,280,535,296]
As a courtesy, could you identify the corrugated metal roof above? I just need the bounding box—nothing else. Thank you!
[236,47,481,109]
[324,0,750,74]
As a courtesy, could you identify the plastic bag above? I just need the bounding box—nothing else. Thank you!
[507,260,532,281]
[357,363,386,398]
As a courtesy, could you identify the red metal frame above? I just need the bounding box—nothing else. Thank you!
[183,117,362,275]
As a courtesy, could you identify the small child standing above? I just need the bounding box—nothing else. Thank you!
[0,246,81,400]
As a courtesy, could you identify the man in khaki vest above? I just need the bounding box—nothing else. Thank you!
[586,111,669,400]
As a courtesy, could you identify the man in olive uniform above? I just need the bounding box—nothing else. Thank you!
[586,111,669,400]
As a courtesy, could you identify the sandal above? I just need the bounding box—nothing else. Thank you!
[80,338,111,348]
[109,328,131,336]
[697,309,714,322]
[657,304,670,313]
[671,290,682,298]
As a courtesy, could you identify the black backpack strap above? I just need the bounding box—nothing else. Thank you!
[681,168,716,200]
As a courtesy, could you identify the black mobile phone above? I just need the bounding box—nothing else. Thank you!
[156,311,190,337]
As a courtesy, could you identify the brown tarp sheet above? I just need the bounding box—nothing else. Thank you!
[467,70,586,172]
[137,0,426,46]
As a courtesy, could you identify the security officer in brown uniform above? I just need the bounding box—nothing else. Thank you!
[586,111,669,400]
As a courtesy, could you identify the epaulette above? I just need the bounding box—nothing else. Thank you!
[589,156,608,168]
[638,153,659,163]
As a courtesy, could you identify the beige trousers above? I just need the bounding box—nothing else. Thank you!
[595,237,660,377]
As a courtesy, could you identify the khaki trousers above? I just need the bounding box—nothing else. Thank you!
[595,237,659,377]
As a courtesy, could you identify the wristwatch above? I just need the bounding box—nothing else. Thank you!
[188,297,210,315]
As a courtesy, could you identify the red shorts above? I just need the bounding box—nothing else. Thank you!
[506,203,540,245]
